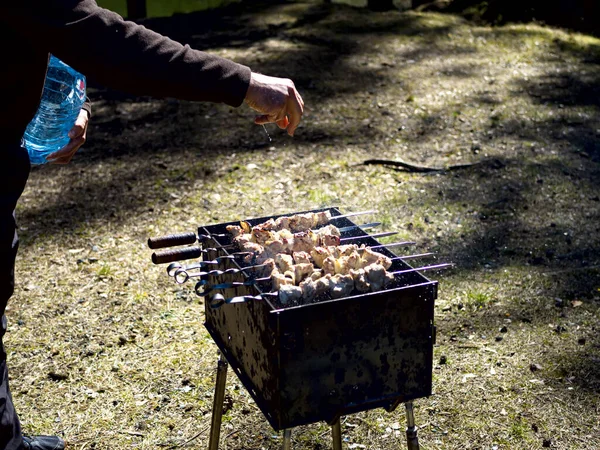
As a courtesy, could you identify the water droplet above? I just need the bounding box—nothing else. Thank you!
[262,124,272,142]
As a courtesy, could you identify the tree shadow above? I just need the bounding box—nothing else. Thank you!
[20,1,600,395]
[421,0,600,37]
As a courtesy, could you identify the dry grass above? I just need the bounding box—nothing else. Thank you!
[6,2,600,449]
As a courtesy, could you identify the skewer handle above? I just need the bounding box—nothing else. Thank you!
[152,246,203,264]
[148,232,197,249]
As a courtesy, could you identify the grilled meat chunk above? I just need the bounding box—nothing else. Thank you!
[293,263,315,284]
[279,284,303,304]
[292,251,311,264]
[330,274,355,299]
[226,225,243,237]
[275,254,294,273]
[272,270,295,291]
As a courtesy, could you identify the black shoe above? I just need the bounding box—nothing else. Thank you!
[22,435,65,450]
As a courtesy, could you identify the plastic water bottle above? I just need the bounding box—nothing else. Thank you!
[22,55,86,165]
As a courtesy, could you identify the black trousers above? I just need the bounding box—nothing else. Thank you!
[0,143,31,450]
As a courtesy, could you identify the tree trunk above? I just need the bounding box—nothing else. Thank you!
[367,0,396,11]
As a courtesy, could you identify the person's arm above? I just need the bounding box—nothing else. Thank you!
[24,0,251,106]
[15,1,303,136]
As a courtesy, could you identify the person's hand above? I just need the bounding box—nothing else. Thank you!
[46,109,90,164]
[244,72,304,136]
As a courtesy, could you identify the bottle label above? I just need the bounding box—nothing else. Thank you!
[75,78,86,101]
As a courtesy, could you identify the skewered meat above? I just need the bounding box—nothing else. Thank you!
[322,256,336,276]
[319,233,340,247]
[315,210,332,226]
[283,270,296,285]
[279,284,303,304]
[325,244,352,258]
[364,263,394,291]
[272,270,295,291]
[226,212,398,304]
[315,224,341,247]
[293,263,314,284]
[264,238,286,255]
[360,247,392,269]
[254,218,276,231]
[299,278,317,301]
[292,251,311,264]
[330,274,355,299]
[275,254,294,273]
[274,216,290,230]
[251,227,273,245]
[292,231,317,253]
[314,275,332,297]
[351,268,370,293]
[233,233,252,247]
[289,213,315,233]
[259,258,276,277]
[274,211,332,233]
[277,263,397,304]
[309,247,329,268]
[230,211,334,244]
[240,241,263,253]
[226,224,244,237]
[310,269,323,281]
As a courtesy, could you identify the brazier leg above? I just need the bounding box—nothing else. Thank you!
[208,352,229,450]
[404,401,420,450]
[282,429,292,450]
[331,417,342,450]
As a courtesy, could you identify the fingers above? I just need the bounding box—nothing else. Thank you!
[254,114,272,125]
[68,109,89,139]
[49,109,89,164]
[46,136,85,164]
[285,86,304,136]
[245,73,304,137]
[254,88,303,134]
[276,116,290,130]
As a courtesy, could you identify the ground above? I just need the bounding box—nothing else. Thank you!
[7,1,600,449]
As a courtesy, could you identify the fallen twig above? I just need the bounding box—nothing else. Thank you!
[169,425,210,449]
[117,430,145,437]
[362,158,483,172]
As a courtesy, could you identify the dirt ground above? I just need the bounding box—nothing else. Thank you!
[7,1,600,449]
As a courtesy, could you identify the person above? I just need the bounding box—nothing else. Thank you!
[0,1,304,449]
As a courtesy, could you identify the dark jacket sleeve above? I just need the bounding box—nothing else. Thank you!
[24,0,251,107]
[82,97,92,118]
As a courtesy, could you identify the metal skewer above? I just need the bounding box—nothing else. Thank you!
[174,263,266,284]
[196,262,453,296]
[173,253,436,284]
[370,241,416,250]
[148,214,380,250]
[153,237,418,265]
[329,210,377,220]
[209,230,398,252]
[166,254,253,276]
[195,278,271,297]
[391,263,454,276]
[197,222,381,242]
[340,231,397,241]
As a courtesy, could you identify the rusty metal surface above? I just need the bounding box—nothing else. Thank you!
[201,208,437,430]
[275,282,436,428]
